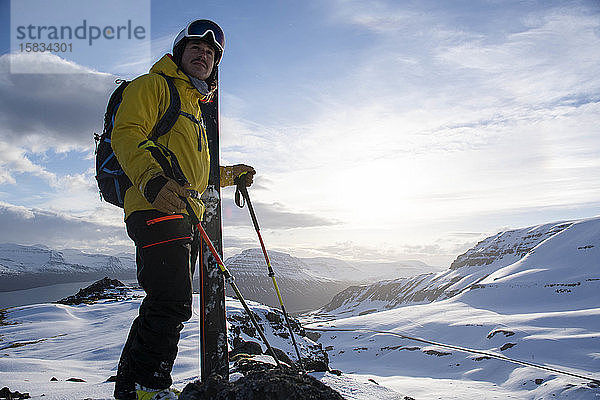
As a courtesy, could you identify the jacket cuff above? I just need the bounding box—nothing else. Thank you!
[144,175,169,204]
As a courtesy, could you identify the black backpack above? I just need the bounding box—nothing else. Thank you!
[94,73,181,208]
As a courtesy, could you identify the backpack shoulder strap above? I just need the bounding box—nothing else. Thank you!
[150,72,181,141]
[103,79,130,135]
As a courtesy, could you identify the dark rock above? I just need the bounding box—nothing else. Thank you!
[65,377,85,382]
[56,277,130,305]
[106,375,117,382]
[487,329,515,339]
[0,387,31,399]
[49,377,58,382]
[303,359,328,372]
[423,349,452,357]
[228,314,258,338]
[230,339,263,358]
[330,369,342,376]
[179,361,343,400]
[0,308,17,327]
[500,343,516,351]
[359,309,378,316]
[229,342,295,368]
[233,358,277,375]
[270,347,294,366]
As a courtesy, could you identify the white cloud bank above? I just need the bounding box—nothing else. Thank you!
[1,2,599,267]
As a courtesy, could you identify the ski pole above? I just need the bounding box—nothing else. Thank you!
[183,198,282,368]
[234,173,305,370]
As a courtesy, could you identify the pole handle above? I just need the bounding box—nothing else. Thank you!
[234,172,249,208]
[234,173,261,232]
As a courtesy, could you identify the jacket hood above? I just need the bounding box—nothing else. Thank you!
[149,54,213,102]
[150,54,189,82]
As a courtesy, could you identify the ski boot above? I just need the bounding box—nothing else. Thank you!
[135,384,181,400]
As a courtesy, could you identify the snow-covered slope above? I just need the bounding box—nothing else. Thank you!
[317,217,599,317]
[302,217,600,399]
[0,289,399,400]
[0,243,136,291]
[2,213,599,400]
[306,295,600,399]
[0,243,135,276]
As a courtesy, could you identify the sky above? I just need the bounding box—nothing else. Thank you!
[0,0,599,268]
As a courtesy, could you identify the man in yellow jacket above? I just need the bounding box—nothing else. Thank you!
[112,20,254,400]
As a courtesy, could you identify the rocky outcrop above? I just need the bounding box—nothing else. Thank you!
[179,359,344,400]
[56,277,133,305]
[0,387,30,399]
[227,304,329,370]
[449,223,572,270]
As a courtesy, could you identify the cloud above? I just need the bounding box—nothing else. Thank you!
[222,235,257,260]
[293,239,461,267]
[436,7,600,105]
[1,3,599,269]
[0,141,56,185]
[0,201,131,254]
[0,54,130,212]
[0,53,116,151]
[221,191,339,229]
[229,1,600,231]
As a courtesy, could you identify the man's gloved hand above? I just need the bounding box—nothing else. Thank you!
[231,164,256,187]
[144,175,190,214]
[221,164,256,187]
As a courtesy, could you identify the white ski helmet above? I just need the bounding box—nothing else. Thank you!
[172,19,225,67]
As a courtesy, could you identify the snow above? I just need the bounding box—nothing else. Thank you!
[2,289,598,399]
[1,216,599,399]
[0,294,404,400]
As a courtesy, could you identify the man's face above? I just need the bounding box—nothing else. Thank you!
[181,39,215,81]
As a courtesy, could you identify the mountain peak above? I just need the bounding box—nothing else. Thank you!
[317,216,600,317]
[449,221,573,270]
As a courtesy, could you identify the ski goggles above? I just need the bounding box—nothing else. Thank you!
[174,19,225,62]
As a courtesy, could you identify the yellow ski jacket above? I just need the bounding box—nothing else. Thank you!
[112,54,231,221]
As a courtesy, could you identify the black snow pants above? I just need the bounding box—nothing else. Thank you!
[114,210,199,397]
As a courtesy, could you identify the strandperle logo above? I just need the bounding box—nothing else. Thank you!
[10,0,151,74]
[15,19,146,46]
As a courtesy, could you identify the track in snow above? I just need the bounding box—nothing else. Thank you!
[306,326,600,385]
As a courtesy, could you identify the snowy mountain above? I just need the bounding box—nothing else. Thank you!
[224,249,351,313]
[0,243,136,291]
[2,214,599,399]
[303,216,600,399]
[223,249,436,312]
[0,241,431,311]
[317,217,600,317]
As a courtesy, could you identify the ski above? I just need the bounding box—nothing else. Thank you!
[198,70,229,381]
